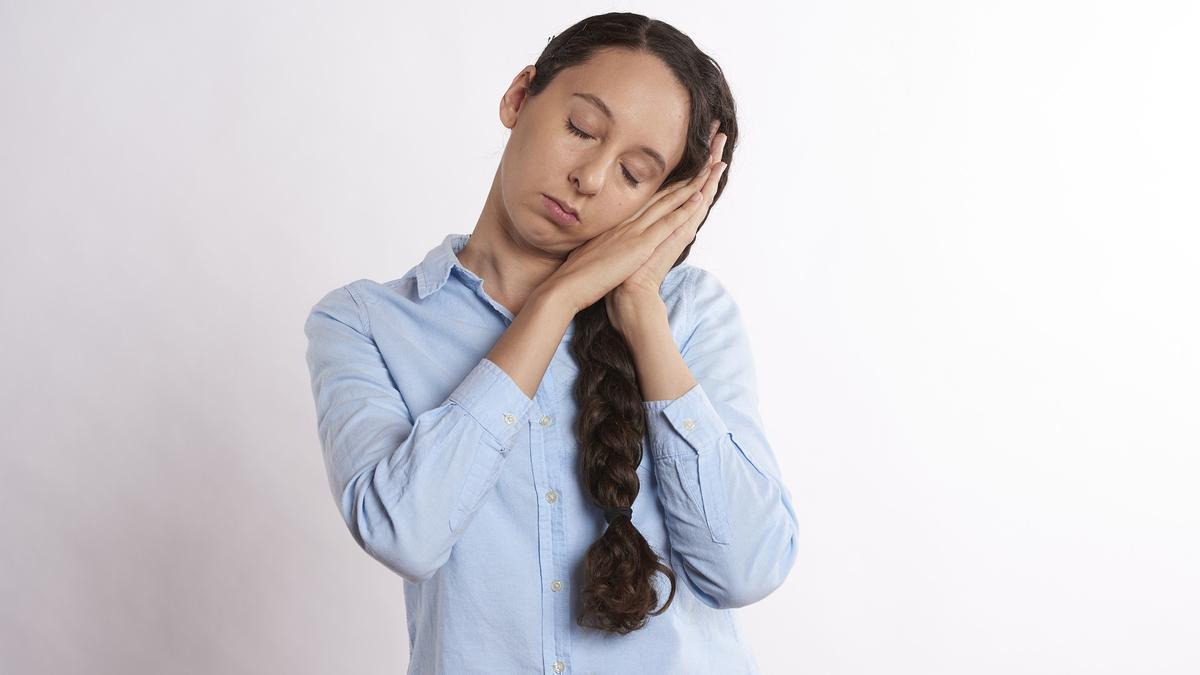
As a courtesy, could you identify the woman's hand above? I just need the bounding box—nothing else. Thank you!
[542,126,727,316]
[605,123,728,335]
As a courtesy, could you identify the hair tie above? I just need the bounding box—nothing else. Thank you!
[602,505,633,525]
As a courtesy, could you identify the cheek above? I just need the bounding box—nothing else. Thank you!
[515,139,569,182]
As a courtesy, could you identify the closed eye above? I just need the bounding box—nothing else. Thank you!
[564,118,641,188]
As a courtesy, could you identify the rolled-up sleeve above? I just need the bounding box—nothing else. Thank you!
[304,284,535,583]
[641,267,799,609]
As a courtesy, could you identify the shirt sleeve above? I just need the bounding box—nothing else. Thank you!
[304,284,536,583]
[641,267,799,609]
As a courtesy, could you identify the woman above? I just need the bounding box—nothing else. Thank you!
[304,12,798,674]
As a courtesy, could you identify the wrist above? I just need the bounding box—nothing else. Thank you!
[612,293,668,342]
[528,280,585,321]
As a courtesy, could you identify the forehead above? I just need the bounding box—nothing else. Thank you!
[551,48,691,170]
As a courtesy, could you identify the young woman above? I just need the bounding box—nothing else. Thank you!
[304,12,798,674]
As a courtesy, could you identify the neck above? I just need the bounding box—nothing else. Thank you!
[458,168,567,316]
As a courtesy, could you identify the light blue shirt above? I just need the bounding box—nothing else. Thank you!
[303,233,798,674]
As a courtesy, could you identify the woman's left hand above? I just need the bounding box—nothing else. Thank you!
[605,123,728,333]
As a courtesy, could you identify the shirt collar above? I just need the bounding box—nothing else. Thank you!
[416,233,477,299]
[415,231,577,338]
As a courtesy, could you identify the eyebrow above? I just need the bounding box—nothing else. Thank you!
[572,92,667,174]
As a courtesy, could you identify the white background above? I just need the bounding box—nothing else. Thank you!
[2,1,1197,673]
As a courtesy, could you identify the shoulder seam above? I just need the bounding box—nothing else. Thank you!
[343,283,370,334]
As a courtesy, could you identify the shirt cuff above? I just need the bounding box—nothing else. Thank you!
[447,357,537,452]
[641,382,730,459]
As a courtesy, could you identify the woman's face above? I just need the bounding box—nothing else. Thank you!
[497,47,692,254]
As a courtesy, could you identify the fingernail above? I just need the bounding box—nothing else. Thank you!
[690,191,702,202]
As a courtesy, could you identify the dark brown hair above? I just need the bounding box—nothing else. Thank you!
[524,12,739,634]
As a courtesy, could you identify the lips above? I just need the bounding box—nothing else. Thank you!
[542,194,580,226]
[545,194,577,216]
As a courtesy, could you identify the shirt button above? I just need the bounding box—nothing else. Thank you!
[545,489,558,504]
[540,415,553,426]
[550,580,562,592]
[553,660,565,673]
[502,412,516,425]
[682,418,696,431]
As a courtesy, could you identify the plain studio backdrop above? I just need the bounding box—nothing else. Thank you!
[1,1,1196,673]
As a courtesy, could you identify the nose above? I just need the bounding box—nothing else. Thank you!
[568,160,606,196]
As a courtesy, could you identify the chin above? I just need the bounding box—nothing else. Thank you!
[505,213,557,248]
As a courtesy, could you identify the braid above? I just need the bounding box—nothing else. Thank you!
[570,299,676,634]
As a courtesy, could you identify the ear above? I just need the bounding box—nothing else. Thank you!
[499,66,537,129]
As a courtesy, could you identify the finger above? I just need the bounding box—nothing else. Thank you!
[638,166,705,211]
[675,160,727,241]
[642,174,713,243]
[622,178,693,226]
[651,133,725,213]
[708,132,727,168]
[630,164,714,233]
[705,160,727,200]
[644,160,725,270]
[629,131,724,228]
[645,177,693,207]
[639,213,693,279]
[656,170,704,197]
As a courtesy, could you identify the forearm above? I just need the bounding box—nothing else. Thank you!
[305,284,539,583]
[618,298,697,402]
[486,284,578,399]
[617,270,799,609]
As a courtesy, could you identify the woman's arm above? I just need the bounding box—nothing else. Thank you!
[622,266,799,609]
[485,282,578,399]
[303,282,573,583]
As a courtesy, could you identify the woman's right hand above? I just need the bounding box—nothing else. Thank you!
[543,164,717,314]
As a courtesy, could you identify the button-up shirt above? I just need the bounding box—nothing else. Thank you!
[303,233,798,674]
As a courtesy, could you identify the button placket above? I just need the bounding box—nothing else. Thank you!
[531,394,567,675]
